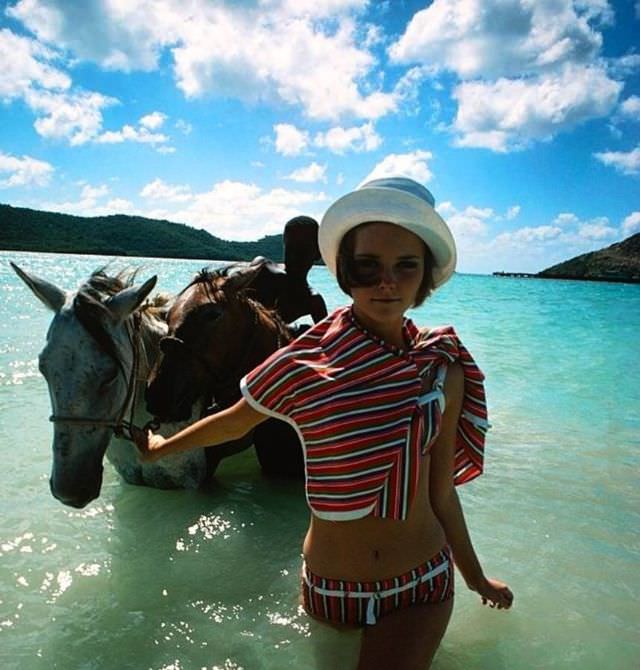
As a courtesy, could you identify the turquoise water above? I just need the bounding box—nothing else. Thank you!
[1,250,638,669]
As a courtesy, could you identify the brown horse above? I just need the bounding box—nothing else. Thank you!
[146,266,303,477]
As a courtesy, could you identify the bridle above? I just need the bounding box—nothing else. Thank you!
[49,313,156,441]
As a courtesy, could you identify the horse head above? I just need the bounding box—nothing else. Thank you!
[12,263,157,508]
[146,265,286,422]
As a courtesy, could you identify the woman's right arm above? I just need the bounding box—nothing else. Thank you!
[135,398,269,461]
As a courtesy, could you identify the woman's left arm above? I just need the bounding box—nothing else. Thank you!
[429,362,514,610]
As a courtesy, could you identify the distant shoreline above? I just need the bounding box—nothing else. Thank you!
[494,232,640,285]
[3,203,638,285]
[492,271,640,284]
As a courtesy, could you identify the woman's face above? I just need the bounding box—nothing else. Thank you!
[349,222,425,328]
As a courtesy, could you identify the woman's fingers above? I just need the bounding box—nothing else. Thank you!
[480,584,514,610]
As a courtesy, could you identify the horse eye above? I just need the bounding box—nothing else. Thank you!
[201,304,223,320]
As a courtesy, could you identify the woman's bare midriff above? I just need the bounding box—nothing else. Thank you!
[302,453,446,581]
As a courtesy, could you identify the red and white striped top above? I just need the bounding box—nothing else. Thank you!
[240,306,489,521]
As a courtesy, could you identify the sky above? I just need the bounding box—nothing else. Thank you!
[0,0,639,274]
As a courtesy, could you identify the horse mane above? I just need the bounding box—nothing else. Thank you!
[184,265,292,344]
[181,266,235,301]
[73,268,166,369]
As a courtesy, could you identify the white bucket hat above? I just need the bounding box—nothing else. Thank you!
[319,177,457,288]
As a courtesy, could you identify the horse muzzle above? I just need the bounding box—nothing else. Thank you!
[50,465,104,508]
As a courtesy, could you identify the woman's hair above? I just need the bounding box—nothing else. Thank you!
[336,222,435,307]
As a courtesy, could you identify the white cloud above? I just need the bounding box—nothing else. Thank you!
[594,146,640,175]
[105,198,133,212]
[620,96,640,120]
[285,162,327,183]
[0,28,70,100]
[621,212,640,237]
[9,1,396,121]
[44,199,138,217]
[156,145,176,154]
[389,0,603,79]
[453,65,622,151]
[274,124,309,156]
[160,179,329,240]
[432,203,632,274]
[387,1,623,151]
[494,225,562,245]
[37,177,328,232]
[553,212,581,226]
[41,180,124,216]
[7,0,179,71]
[392,65,433,115]
[548,212,617,242]
[574,0,615,26]
[609,53,640,77]
[276,0,367,18]
[21,88,173,146]
[96,124,169,145]
[506,205,521,220]
[140,178,193,202]
[360,150,435,185]
[175,119,193,135]
[314,122,382,154]
[439,203,494,239]
[578,218,617,240]
[362,23,385,48]
[0,151,54,187]
[24,88,117,145]
[81,184,109,199]
[139,111,167,129]
[172,9,396,120]
[435,201,632,273]
[0,28,118,146]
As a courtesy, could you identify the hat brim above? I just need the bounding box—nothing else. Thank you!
[319,186,457,288]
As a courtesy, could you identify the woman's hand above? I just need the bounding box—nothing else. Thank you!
[132,426,167,462]
[472,577,514,610]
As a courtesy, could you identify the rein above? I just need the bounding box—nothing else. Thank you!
[49,313,156,441]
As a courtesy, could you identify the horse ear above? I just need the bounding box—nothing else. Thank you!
[106,275,157,322]
[10,262,67,312]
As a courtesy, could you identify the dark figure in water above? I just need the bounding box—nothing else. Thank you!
[244,215,328,324]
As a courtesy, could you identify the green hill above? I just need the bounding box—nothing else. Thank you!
[0,203,285,261]
[538,232,640,283]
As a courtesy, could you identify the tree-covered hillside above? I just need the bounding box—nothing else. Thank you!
[538,232,640,283]
[0,204,285,261]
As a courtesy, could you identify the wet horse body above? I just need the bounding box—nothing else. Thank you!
[146,267,303,477]
[12,264,211,508]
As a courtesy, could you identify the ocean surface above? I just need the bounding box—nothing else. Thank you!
[1,250,638,670]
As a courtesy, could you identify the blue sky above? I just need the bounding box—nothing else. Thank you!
[1,0,638,274]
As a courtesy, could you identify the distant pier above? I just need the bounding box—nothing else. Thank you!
[492,271,538,278]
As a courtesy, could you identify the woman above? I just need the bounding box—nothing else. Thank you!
[136,177,514,669]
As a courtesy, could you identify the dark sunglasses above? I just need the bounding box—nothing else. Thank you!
[340,255,421,287]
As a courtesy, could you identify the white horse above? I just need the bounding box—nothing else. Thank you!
[11,263,243,508]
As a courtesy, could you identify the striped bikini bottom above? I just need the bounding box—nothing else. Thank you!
[301,545,453,627]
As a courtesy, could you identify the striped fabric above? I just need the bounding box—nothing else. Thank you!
[301,546,453,626]
[240,306,488,521]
